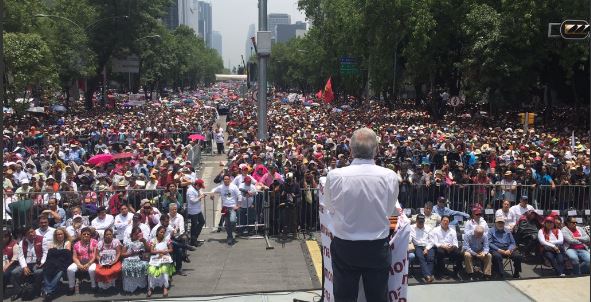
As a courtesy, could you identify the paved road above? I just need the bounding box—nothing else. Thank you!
[2,115,316,302]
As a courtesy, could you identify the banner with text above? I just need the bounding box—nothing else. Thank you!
[319,193,410,301]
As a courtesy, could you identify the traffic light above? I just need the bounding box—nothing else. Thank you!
[519,112,536,125]
[528,112,535,125]
[560,20,590,40]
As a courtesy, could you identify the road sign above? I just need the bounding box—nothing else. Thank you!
[560,20,590,40]
[112,55,140,73]
[449,96,461,107]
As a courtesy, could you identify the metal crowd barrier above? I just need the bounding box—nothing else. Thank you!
[4,184,588,240]
[398,184,590,214]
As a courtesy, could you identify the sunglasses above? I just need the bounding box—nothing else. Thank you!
[143,207,151,210]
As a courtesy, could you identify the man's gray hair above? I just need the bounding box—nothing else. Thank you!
[474,225,485,234]
[350,128,378,160]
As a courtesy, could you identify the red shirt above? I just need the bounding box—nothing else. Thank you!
[570,228,586,250]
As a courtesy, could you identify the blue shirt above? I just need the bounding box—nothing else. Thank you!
[463,233,489,255]
[433,205,470,219]
[488,228,516,251]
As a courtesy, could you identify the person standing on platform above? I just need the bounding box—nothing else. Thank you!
[324,128,399,302]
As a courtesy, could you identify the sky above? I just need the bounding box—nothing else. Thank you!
[211,0,307,68]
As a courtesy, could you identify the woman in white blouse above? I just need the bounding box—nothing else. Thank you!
[538,216,565,276]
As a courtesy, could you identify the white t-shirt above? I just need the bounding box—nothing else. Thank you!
[509,204,534,221]
[114,213,134,240]
[186,185,203,215]
[213,183,241,208]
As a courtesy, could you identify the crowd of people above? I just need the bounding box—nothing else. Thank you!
[2,83,591,300]
[408,198,590,283]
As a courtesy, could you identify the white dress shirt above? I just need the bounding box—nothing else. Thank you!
[35,227,55,244]
[463,217,489,236]
[324,158,399,241]
[411,224,434,250]
[91,214,115,238]
[431,226,459,248]
[169,213,186,238]
[186,185,203,215]
[149,223,175,241]
[495,209,517,228]
[114,212,134,241]
[17,238,48,267]
[509,204,534,220]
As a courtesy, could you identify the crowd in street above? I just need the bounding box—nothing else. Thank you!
[2,83,591,300]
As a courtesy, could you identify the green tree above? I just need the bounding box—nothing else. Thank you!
[3,32,58,115]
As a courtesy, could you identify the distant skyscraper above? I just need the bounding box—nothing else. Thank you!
[267,13,291,40]
[162,0,213,48]
[198,1,212,48]
[276,21,307,43]
[245,24,256,59]
[212,31,223,56]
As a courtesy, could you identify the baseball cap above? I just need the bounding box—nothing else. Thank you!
[495,216,505,223]
[195,179,205,187]
[416,214,426,221]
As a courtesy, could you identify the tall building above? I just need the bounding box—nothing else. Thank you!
[276,21,307,43]
[198,1,212,48]
[267,13,291,40]
[244,24,256,60]
[212,31,223,56]
[162,0,211,47]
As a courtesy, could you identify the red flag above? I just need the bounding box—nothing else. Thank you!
[322,77,334,103]
[315,89,323,99]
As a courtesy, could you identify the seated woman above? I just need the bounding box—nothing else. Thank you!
[67,227,98,295]
[147,226,175,297]
[2,230,18,292]
[561,216,590,275]
[538,216,566,276]
[94,228,122,289]
[122,226,149,293]
[42,227,72,301]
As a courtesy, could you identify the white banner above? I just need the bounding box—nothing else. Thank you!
[318,179,410,302]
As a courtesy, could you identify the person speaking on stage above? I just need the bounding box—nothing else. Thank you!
[324,127,399,302]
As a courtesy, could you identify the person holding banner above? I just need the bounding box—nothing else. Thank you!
[323,128,398,302]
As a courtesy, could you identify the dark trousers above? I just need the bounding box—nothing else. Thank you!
[544,250,565,275]
[11,263,43,293]
[491,250,522,275]
[435,247,463,276]
[172,237,189,271]
[188,212,205,244]
[415,246,435,277]
[216,142,224,154]
[3,263,17,289]
[330,237,390,302]
[224,207,236,241]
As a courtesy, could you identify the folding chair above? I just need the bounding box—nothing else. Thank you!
[503,258,514,275]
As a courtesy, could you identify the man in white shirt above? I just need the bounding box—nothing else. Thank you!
[212,175,241,245]
[35,215,55,244]
[431,215,463,279]
[495,200,517,230]
[113,204,134,241]
[509,195,534,221]
[499,171,517,202]
[186,179,206,246]
[411,214,435,283]
[238,176,257,235]
[91,206,114,239]
[214,129,225,154]
[323,128,398,302]
[123,213,151,244]
[411,201,440,228]
[10,226,47,300]
[464,207,489,236]
[167,203,195,275]
[232,165,251,187]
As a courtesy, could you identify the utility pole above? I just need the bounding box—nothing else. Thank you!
[257,0,268,140]
[0,0,5,291]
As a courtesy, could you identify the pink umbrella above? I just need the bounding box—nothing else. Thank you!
[189,134,206,141]
[88,154,114,166]
[113,152,134,160]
